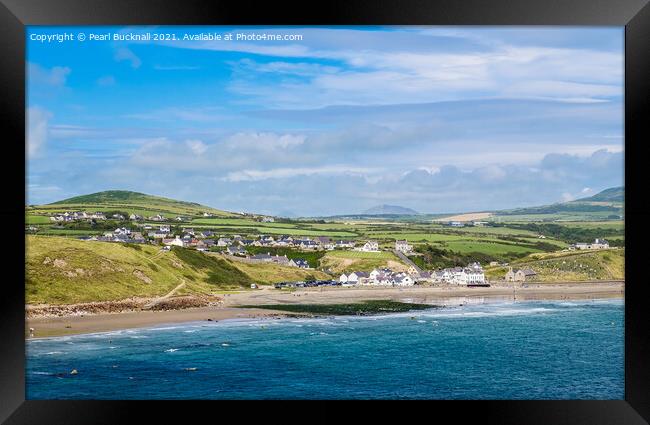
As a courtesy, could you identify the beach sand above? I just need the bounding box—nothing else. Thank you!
[27,281,624,338]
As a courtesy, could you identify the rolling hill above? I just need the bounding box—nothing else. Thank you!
[29,190,238,219]
[363,205,419,215]
[574,186,624,203]
[491,187,624,221]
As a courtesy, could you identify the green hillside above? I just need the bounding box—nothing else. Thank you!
[26,236,253,304]
[25,236,333,304]
[29,190,236,218]
[485,248,624,282]
[574,186,624,203]
[492,187,624,221]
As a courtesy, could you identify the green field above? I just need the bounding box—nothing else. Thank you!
[26,215,51,224]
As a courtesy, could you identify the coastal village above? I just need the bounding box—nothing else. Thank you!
[32,209,617,290]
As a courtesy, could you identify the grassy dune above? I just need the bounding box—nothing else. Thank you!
[222,259,330,283]
[26,236,257,304]
[320,250,407,274]
[485,249,624,282]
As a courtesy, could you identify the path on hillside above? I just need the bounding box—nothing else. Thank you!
[143,279,186,309]
[393,250,422,274]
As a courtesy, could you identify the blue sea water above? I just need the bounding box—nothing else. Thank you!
[26,299,624,399]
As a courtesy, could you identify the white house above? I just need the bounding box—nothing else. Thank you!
[164,237,184,247]
[395,240,412,253]
[346,271,370,284]
[393,275,414,286]
[361,240,379,252]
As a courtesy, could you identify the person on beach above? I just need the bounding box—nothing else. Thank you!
[29,327,34,338]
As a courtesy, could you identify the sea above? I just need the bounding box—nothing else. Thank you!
[26,298,624,399]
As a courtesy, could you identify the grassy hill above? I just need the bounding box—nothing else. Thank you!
[575,186,624,203]
[25,236,324,304]
[484,248,624,282]
[492,187,624,222]
[28,190,237,219]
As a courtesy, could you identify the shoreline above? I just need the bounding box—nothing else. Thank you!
[26,281,624,338]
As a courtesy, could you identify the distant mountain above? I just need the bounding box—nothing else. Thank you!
[574,186,624,203]
[40,190,236,218]
[362,205,419,215]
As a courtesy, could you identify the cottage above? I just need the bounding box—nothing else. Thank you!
[505,268,537,282]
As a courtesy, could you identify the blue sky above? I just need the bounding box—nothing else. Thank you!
[27,26,624,216]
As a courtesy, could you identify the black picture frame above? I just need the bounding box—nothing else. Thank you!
[1,0,649,423]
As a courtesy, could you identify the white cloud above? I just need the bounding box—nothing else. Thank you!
[27,107,51,156]
[114,47,142,68]
[28,63,71,86]
[185,139,207,155]
[223,165,376,182]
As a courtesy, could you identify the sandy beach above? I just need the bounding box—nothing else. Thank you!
[26,280,624,338]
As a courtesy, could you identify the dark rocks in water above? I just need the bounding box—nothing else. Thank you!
[207,318,213,321]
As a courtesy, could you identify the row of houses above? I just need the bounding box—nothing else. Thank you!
[570,238,610,250]
[339,268,415,286]
[223,247,310,268]
[428,263,486,285]
[217,235,355,250]
[49,211,107,222]
[338,263,486,287]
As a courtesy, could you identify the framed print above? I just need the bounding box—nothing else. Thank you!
[1,0,649,423]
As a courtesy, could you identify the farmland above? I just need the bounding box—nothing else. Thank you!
[25,189,625,306]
